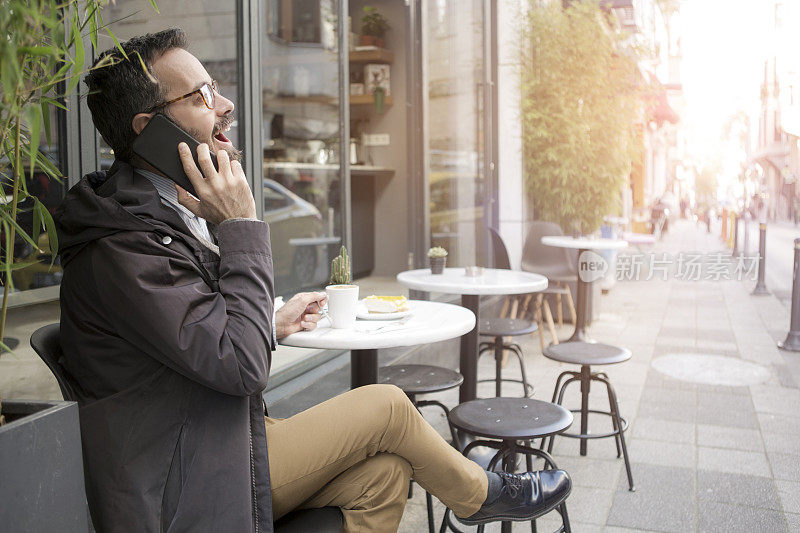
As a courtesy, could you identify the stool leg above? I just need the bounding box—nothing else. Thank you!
[500,296,510,318]
[579,365,591,456]
[520,293,534,318]
[597,374,635,491]
[556,292,563,327]
[507,343,532,397]
[501,440,517,533]
[600,375,623,459]
[548,375,580,453]
[426,491,435,533]
[551,371,576,403]
[564,283,577,325]
[417,400,460,446]
[535,295,546,351]
[516,444,571,533]
[559,502,572,533]
[543,300,558,345]
[494,338,503,397]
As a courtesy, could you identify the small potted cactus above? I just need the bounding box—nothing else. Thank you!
[326,246,359,328]
[428,246,448,274]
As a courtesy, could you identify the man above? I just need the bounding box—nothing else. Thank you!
[55,28,571,532]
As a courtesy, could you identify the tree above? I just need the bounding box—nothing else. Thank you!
[520,1,645,234]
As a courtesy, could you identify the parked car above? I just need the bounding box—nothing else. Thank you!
[262,179,325,287]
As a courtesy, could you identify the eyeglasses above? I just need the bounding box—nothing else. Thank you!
[148,80,218,113]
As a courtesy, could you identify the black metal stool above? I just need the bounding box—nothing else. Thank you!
[478,318,537,398]
[441,397,573,533]
[379,364,464,533]
[543,341,635,491]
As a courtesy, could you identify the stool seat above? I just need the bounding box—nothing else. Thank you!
[448,397,573,440]
[379,364,463,394]
[543,341,631,365]
[478,318,538,337]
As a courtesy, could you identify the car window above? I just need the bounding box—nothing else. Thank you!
[264,185,291,211]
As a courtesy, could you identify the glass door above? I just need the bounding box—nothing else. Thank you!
[425,0,488,267]
[262,0,344,295]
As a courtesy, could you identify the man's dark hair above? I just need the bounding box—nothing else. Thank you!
[85,28,187,161]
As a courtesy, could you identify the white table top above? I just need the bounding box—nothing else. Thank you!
[396,268,548,295]
[279,300,475,350]
[541,235,628,251]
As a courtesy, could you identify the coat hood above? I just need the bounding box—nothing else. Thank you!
[55,160,192,266]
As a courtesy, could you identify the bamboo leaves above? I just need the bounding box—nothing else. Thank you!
[521,1,645,234]
[0,0,157,351]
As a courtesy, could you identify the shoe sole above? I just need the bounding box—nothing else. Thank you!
[455,483,572,526]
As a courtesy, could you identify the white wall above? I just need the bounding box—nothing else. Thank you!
[497,0,527,269]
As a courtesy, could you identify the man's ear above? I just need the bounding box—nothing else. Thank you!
[132,113,153,135]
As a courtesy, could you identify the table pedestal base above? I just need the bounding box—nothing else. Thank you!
[351,349,378,389]
[459,294,480,403]
[562,248,596,344]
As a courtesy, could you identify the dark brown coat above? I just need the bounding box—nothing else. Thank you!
[55,160,275,532]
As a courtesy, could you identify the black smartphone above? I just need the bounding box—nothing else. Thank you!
[131,114,218,197]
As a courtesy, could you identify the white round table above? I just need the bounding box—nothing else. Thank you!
[396,268,548,402]
[280,300,475,389]
[541,236,627,343]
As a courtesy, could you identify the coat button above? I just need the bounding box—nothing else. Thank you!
[162,236,172,245]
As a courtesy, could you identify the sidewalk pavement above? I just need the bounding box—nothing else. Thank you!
[2,218,798,532]
[398,218,800,532]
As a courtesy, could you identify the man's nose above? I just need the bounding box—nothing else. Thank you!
[216,93,234,116]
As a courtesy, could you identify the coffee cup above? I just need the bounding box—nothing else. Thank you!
[325,284,359,329]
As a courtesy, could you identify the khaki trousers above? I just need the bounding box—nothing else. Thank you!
[266,384,488,532]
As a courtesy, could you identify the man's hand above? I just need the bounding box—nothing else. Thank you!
[276,292,327,339]
[176,142,257,225]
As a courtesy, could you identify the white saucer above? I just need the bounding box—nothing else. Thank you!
[356,302,413,320]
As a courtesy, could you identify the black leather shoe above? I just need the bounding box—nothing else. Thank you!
[457,470,571,525]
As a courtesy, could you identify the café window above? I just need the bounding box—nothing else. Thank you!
[262,0,343,295]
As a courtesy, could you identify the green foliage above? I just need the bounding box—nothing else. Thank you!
[0,0,154,352]
[330,246,352,285]
[361,6,389,39]
[520,1,645,234]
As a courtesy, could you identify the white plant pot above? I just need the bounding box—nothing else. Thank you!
[325,284,359,329]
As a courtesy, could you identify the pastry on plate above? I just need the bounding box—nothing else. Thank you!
[363,295,409,313]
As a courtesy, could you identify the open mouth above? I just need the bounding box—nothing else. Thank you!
[213,124,232,146]
[214,130,231,144]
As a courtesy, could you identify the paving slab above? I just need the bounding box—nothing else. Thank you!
[696,470,781,509]
[776,479,800,514]
[697,446,772,477]
[633,418,696,444]
[697,501,787,533]
[606,463,695,532]
[767,451,800,481]
[696,424,763,451]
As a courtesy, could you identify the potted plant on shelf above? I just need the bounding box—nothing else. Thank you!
[325,246,359,329]
[0,1,156,530]
[360,6,390,48]
[428,246,448,274]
